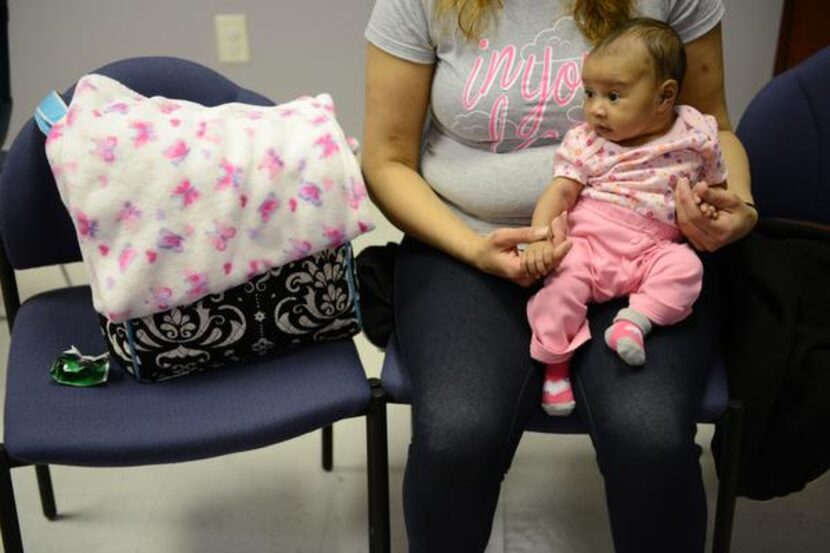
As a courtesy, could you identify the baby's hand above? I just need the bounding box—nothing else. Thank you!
[694,181,728,220]
[522,240,559,279]
[522,214,572,279]
[694,192,719,220]
[547,211,570,244]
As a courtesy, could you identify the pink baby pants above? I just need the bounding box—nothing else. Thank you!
[527,199,703,364]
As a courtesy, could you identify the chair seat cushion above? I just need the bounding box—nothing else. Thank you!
[381,334,729,434]
[4,286,371,467]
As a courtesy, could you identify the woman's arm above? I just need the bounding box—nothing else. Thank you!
[679,24,752,203]
[361,44,486,262]
[675,23,758,251]
[362,44,546,284]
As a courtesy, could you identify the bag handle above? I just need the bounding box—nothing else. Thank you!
[34,90,68,135]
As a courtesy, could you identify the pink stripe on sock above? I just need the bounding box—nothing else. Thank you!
[606,321,644,350]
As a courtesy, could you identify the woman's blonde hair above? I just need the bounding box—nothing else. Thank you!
[435,0,634,43]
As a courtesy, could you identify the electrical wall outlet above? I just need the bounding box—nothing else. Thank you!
[214,14,250,64]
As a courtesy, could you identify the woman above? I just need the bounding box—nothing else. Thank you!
[361,1,757,551]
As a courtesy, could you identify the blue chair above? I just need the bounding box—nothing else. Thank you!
[736,46,830,225]
[0,57,389,552]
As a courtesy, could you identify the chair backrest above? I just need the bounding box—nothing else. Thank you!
[736,46,830,225]
[0,56,273,270]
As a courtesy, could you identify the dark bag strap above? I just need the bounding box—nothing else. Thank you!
[355,242,399,348]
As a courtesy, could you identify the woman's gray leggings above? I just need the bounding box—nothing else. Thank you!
[394,236,722,553]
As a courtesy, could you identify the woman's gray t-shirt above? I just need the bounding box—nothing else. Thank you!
[365,0,725,233]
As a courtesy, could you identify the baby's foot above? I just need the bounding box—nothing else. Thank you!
[604,308,652,366]
[604,321,645,365]
[542,362,575,416]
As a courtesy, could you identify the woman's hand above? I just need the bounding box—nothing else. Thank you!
[473,226,555,287]
[675,178,758,251]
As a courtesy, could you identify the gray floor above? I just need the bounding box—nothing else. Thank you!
[1,265,828,552]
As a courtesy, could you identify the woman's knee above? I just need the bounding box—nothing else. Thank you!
[410,410,518,477]
[591,409,701,477]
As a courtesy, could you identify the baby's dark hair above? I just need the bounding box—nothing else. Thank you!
[593,17,687,93]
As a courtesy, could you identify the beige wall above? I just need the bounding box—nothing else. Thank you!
[6,0,373,145]
[6,0,784,146]
[722,0,785,126]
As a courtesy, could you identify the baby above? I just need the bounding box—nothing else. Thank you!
[524,18,727,416]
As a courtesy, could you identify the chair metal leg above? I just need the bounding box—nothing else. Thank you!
[322,425,333,472]
[0,445,24,553]
[35,465,57,520]
[712,399,744,553]
[366,378,390,553]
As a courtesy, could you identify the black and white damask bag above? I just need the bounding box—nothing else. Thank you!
[100,244,361,382]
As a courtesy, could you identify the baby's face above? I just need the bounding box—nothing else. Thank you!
[581,41,668,146]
